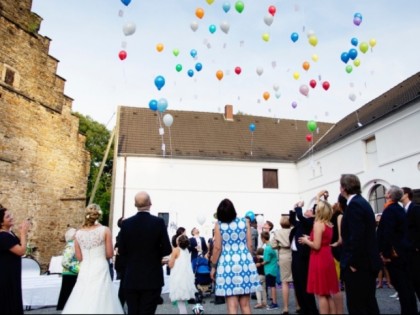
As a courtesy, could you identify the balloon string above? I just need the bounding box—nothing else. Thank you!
[157,112,165,156]
[250,132,254,156]
[168,126,173,158]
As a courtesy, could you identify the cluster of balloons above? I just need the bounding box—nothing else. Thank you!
[353,12,362,26]
[305,120,317,142]
[148,98,168,112]
[118,1,136,61]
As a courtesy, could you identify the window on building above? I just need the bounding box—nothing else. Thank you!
[158,212,169,228]
[5,68,15,86]
[263,169,278,189]
[369,184,386,213]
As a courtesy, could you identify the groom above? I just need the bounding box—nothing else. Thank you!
[118,191,172,314]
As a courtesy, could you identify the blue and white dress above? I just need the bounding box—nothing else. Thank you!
[215,217,261,296]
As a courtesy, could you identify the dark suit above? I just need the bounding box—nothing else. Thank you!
[188,236,208,261]
[289,207,318,315]
[341,194,381,314]
[118,211,172,314]
[406,201,420,302]
[378,202,418,314]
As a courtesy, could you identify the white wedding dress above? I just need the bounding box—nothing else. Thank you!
[62,225,124,314]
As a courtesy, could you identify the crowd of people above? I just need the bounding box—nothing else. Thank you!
[1,173,420,314]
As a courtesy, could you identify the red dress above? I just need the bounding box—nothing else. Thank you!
[307,223,339,295]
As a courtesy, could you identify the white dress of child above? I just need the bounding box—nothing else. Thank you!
[169,247,197,302]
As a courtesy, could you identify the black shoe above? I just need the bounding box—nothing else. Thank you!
[214,296,225,305]
[188,298,196,304]
[157,296,164,305]
[251,293,257,300]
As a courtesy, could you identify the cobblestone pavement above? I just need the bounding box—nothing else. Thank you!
[25,285,417,314]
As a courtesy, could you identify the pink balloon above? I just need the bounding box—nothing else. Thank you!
[299,84,309,97]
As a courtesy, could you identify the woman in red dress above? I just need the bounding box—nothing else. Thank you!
[299,200,339,314]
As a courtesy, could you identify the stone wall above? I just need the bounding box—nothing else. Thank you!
[0,0,90,270]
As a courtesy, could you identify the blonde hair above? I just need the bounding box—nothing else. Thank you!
[315,200,333,223]
[280,215,291,228]
[83,204,102,227]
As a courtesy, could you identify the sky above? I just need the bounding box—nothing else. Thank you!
[31,0,420,129]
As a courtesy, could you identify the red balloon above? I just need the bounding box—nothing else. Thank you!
[268,5,276,16]
[306,134,313,142]
[322,81,330,91]
[119,50,127,60]
[309,79,317,88]
[234,66,242,75]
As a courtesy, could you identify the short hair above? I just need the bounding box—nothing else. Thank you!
[337,194,348,212]
[216,198,237,223]
[402,187,413,201]
[0,204,7,226]
[387,185,403,202]
[260,231,270,241]
[340,174,361,195]
[177,234,190,250]
[265,220,274,231]
[315,200,333,223]
[256,247,264,255]
[280,216,291,228]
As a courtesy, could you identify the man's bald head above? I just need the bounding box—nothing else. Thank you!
[134,191,152,211]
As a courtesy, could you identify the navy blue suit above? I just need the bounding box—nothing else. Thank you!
[188,236,208,261]
[119,211,172,314]
[406,202,420,301]
[341,194,381,314]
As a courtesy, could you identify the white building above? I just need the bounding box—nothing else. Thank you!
[110,72,420,239]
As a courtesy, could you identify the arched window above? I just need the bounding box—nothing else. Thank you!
[369,184,386,213]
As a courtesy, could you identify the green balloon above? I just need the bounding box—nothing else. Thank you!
[235,1,244,13]
[359,42,368,54]
[345,65,353,73]
[307,120,317,133]
[173,48,180,57]
[175,64,182,72]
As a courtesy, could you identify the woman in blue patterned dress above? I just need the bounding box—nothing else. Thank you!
[210,198,261,314]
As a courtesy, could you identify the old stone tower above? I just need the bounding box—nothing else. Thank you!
[0,0,90,268]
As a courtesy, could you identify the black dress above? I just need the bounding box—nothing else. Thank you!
[0,231,23,314]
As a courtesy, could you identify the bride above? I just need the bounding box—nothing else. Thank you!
[62,204,124,314]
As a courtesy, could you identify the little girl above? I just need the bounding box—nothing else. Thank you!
[168,234,197,314]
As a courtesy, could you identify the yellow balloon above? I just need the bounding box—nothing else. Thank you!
[311,54,319,62]
[369,38,377,48]
[353,59,361,67]
[293,72,300,80]
[156,43,164,52]
[262,33,270,42]
[308,35,318,47]
[206,0,215,4]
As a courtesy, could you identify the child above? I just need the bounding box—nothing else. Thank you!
[253,247,268,309]
[168,235,197,314]
[259,231,279,310]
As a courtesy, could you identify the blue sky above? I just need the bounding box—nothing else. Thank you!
[31,0,420,128]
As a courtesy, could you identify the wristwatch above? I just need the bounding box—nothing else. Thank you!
[210,262,217,268]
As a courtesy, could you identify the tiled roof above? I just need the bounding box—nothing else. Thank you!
[117,71,420,162]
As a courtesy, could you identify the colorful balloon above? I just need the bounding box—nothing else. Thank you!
[234,66,242,75]
[309,79,317,88]
[187,69,194,77]
[196,8,205,19]
[156,43,164,52]
[206,0,215,4]
[291,101,297,109]
[121,0,131,5]
[348,48,358,60]
[263,91,270,101]
[235,1,245,13]
[307,120,317,132]
[222,2,231,13]
[293,72,300,80]
[175,64,183,72]
[299,84,309,97]
[216,70,224,80]
[148,99,158,111]
[163,113,174,127]
[190,21,199,32]
[245,210,255,222]
[302,61,310,71]
[369,38,377,48]
[351,37,358,47]
[209,24,217,34]
[157,98,168,112]
[353,59,361,67]
[306,134,313,142]
[345,65,353,73]
[122,22,136,36]
[249,123,256,132]
[322,81,330,91]
[268,5,276,16]
[290,32,299,43]
[173,49,180,57]
[308,35,318,47]
[154,75,165,90]
[311,54,319,62]
[262,33,270,42]
[341,52,349,64]
[353,12,362,26]
[195,62,202,72]
[118,50,127,60]
[190,49,198,58]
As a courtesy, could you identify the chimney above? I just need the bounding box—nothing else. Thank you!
[224,104,234,121]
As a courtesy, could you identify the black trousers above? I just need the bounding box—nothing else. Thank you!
[56,274,77,310]
[291,250,318,314]
[125,288,161,314]
[342,266,379,314]
[408,251,420,302]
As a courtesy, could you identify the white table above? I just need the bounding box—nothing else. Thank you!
[22,275,62,310]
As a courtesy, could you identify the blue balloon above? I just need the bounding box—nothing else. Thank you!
[195,63,203,72]
[222,2,231,13]
[154,75,165,91]
[121,0,131,6]
[157,98,168,112]
[350,37,358,47]
[187,69,194,77]
[290,32,299,43]
[249,123,256,132]
[348,48,358,60]
[190,49,197,58]
[340,52,349,64]
[148,99,158,111]
[354,12,363,19]
[209,24,217,34]
[245,211,255,222]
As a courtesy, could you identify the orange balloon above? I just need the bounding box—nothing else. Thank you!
[302,61,310,71]
[195,8,205,19]
[263,91,270,101]
[216,70,224,81]
[156,43,164,52]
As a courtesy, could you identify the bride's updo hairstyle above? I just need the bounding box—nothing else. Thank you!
[83,204,102,227]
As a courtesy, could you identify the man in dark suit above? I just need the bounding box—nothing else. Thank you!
[340,174,381,314]
[377,185,417,314]
[289,201,318,315]
[401,187,420,303]
[189,227,208,261]
[118,191,172,314]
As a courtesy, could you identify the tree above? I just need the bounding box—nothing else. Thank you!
[73,112,114,225]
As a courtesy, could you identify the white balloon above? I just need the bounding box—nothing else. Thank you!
[307,29,316,38]
[190,21,199,32]
[197,214,206,225]
[273,84,280,91]
[264,14,274,26]
[220,21,230,34]
[349,93,357,102]
[256,214,264,224]
[163,113,173,127]
[256,66,264,76]
[123,22,136,36]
